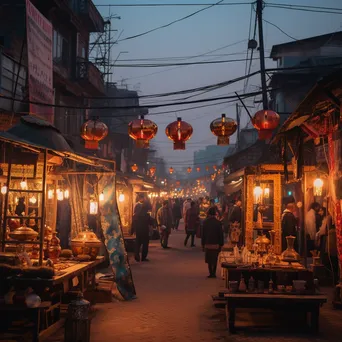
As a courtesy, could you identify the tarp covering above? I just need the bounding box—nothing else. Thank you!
[99,175,136,300]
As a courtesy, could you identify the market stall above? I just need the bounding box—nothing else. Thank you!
[0,117,135,340]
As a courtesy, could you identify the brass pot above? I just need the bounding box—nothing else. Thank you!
[255,234,270,254]
[9,225,38,242]
[70,230,101,261]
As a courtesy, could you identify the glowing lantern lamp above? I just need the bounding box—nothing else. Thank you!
[252,110,280,140]
[313,177,324,196]
[48,189,54,199]
[206,166,209,172]
[211,174,216,181]
[1,185,7,195]
[20,179,28,190]
[253,185,263,203]
[64,189,70,199]
[196,167,200,172]
[89,199,98,215]
[149,166,156,177]
[210,114,237,145]
[118,193,125,202]
[128,115,158,148]
[57,189,64,201]
[99,192,105,202]
[131,164,138,173]
[81,118,108,150]
[29,195,37,204]
[213,165,217,171]
[264,187,270,199]
[169,167,174,175]
[165,117,193,150]
[187,167,192,174]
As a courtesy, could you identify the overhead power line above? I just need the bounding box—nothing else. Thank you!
[96,2,252,7]
[117,0,225,42]
[266,4,342,15]
[263,19,297,41]
[110,57,261,68]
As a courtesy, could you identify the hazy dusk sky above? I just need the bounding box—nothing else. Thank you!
[93,0,342,169]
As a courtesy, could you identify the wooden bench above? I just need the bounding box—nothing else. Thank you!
[224,293,327,334]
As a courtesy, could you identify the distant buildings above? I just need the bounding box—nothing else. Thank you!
[269,31,342,125]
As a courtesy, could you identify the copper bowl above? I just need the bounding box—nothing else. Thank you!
[70,230,102,261]
[9,225,38,242]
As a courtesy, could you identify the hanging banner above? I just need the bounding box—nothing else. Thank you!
[26,0,54,124]
[99,175,136,300]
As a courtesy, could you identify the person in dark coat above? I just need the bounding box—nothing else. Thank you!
[133,204,154,262]
[172,198,182,230]
[201,207,224,278]
[281,203,298,251]
[133,193,145,216]
[184,201,199,247]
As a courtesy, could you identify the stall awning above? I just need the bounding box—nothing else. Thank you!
[224,177,243,195]
[223,168,245,184]
[0,131,99,167]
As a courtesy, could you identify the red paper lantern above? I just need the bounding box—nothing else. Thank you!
[211,174,216,181]
[213,165,217,171]
[206,166,209,172]
[165,117,193,150]
[187,167,192,174]
[81,118,108,150]
[149,166,156,176]
[131,164,138,172]
[196,167,200,172]
[252,110,280,140]
[169,167,174,174]
[128,115,158,148]
[210,114,237,145]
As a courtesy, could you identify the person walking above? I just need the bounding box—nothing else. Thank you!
[281,203,298,251]
[157,200,173,248]
[172,198,182,230]
[183,198,191,219]
[201,207,224,278]
[132,204,154,262]
[184,201,199,247]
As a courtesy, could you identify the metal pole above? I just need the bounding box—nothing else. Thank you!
[39,150,47,265]
[236,103,240,150]
[256,0,268,110]
[303,171,307,268]
[1,144,12,252]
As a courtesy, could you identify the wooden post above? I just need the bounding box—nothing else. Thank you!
[39,150,48,265]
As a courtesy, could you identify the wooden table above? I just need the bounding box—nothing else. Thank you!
[1,256,105,341]
[224,293,327,334]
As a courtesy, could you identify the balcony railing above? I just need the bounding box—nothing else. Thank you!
[70,0,104,33]
[76,58,105,95]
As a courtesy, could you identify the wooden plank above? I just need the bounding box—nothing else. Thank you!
[224,293,327,301]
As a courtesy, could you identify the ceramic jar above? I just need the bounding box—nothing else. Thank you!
[70,229,102,260]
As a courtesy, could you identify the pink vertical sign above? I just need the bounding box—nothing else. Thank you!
[26,0,54,124]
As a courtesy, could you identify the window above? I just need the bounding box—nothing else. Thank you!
[53,30,69,67]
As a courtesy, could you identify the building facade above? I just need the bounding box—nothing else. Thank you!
[0,0,105,153]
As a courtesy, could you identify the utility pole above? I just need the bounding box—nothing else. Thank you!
[236,103,240,150]
[256,0,268,110]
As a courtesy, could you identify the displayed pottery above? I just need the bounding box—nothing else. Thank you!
[281,235,300,263]
[265,230,280,265]
[70,229,102,261]
[48,232,61,262]
[43,225,53,259]
[229,281,238,293]
[255,234,270,254]
[25,293,41,308]
[9,225,38,241]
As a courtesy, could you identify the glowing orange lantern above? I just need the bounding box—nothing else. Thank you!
[128,115,158,148]
[213,165,217,171]
[81,118,108,150]
[187,167,192,174]
[211,174,216,181]
[149,166,156,176]
[252,110,280,140]
[210,114,237,145]
[206,166,209,172]
[169,167,174,174]
[196,167,200,172]
[131,164,138,172]
[165,118,193,150]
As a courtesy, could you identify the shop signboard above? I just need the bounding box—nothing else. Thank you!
[26,0,54,124]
